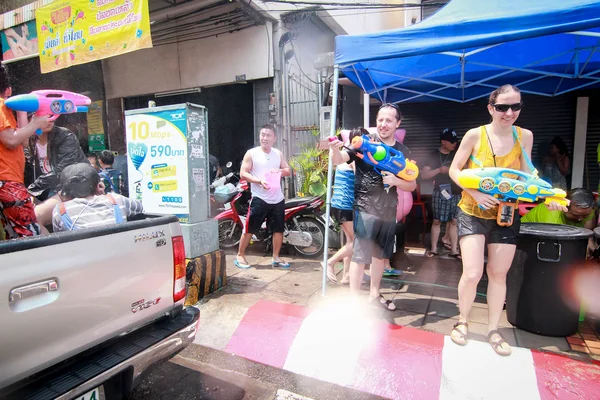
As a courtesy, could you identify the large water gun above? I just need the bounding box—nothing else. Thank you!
[5,90,91,134]
[350,134,419,181]
[458,167,568,218]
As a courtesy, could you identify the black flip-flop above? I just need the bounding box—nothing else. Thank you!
[369,294,397,311]
[449,253,462,260]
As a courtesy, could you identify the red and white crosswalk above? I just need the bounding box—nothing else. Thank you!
[225,300,600,399]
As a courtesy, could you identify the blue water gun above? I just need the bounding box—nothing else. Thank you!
[350,135,419,181]
[458,167,568,206]
[4,90,91,135]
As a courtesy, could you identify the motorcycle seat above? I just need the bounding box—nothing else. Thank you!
[285,196,320,209]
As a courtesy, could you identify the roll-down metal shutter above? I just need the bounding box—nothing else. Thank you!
[370,95,576,173]
[584,96,600,191]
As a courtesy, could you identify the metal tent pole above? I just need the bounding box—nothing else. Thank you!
[321,65,340,296]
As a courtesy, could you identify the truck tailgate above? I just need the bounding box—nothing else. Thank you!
[0,216,183,389]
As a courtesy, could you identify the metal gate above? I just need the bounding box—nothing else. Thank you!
[286,63,320,156]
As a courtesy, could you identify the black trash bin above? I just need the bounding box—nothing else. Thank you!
[506,223,592,337]
[592,227,600,333]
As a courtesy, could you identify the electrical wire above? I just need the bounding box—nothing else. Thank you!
[288,39,321,85]
[151,9,245,36]
[153,24,257,46]
[152,14,247,40]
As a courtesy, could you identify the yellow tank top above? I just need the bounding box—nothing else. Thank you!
[458,126,523,219]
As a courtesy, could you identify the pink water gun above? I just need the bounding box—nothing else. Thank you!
[5,90,91,134]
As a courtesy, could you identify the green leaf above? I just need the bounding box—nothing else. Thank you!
[309,182,326,196]
[309,174,321,183]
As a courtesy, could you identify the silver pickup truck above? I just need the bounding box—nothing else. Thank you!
[0,214,200,400]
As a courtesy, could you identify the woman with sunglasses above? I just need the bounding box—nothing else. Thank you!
[448,84,565,356]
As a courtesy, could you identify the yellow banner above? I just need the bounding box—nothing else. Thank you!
[36,0,152,73]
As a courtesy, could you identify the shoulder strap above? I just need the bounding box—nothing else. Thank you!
[57,203,76,231]
[512,126,538,176]
[106,194,124,224]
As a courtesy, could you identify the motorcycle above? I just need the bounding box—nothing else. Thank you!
[212,171,326,257]
[210,162,239,216]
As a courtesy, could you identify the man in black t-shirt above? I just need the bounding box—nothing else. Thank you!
[422,128,462,258]
[330,104,416,311]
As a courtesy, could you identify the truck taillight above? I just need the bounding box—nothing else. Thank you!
[172,236,186,303]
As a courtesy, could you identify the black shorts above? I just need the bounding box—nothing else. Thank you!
[456,208,520,245]
[246,197,285,235]
[352,210,396,263]
[331,207,353,223]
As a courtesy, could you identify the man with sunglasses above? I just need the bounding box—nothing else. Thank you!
[329,104,416,311]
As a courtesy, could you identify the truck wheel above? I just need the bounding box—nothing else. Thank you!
[292,217,325,258]
[218,219,242,248]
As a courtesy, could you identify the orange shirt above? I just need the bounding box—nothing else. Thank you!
[0,99,24,183]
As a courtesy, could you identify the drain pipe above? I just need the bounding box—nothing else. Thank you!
[279,32,293,159]
[279,32,294,198]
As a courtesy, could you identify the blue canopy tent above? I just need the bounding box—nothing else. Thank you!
[320,0,600,293]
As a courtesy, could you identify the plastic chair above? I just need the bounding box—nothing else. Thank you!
[518,203,536,217]
[410,184,428,244]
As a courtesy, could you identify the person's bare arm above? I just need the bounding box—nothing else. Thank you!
[449,129,478,187]
[240,150,267,188]
[0,115,48,149]
[278,150,292,177]
[557,154,571,176]
[381,173,417,191]
[328,138,350,165]
[519,128,534,174]
[450,128,500,210]
[422,165,446,180]
[16,111,28,128]
[584,217,595,230]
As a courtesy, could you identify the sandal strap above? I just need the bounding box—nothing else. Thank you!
[486,329,503,341]
[487,330,509,349]
[451,321,468,340]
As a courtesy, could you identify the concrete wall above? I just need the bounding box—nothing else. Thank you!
[102,23,274,99]
[328,0,409,35]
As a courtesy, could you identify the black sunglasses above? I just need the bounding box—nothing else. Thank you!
[491,102,523,112]
[379,103,399,110]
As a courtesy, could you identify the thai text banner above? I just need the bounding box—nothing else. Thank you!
[36,0,152,73]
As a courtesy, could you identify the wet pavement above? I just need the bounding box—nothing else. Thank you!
[130,344,381,400]
[133,246,600,399]
[194,247,597,358]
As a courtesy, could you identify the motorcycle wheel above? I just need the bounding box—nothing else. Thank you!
[218,219,242,248]
[291,216,325,258]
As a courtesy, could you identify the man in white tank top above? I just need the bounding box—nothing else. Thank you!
[235,125,291,269]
